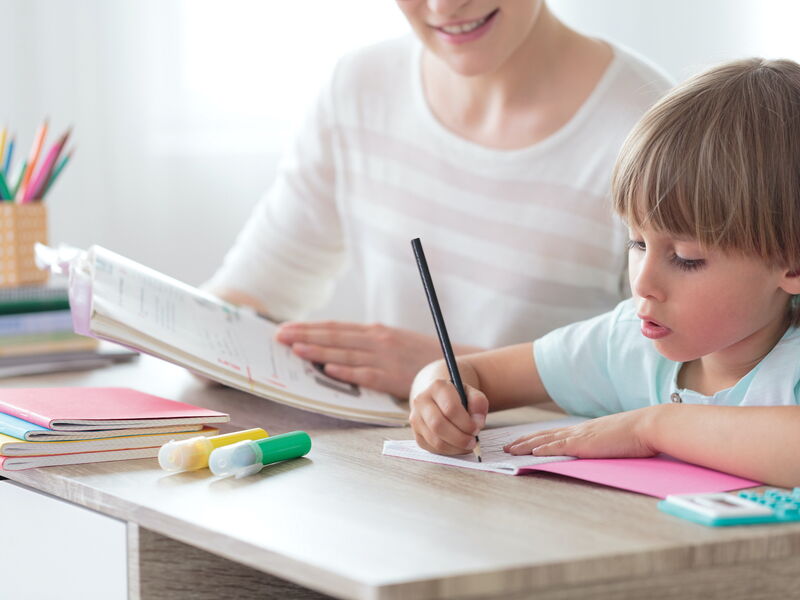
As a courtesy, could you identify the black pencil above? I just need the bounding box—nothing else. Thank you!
[411,238,482,462]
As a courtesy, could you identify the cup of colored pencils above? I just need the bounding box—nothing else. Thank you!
[0,120,74,286]
[0,119,73,204]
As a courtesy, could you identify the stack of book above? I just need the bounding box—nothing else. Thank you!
[0,387,230,470]
[0,284,137,377]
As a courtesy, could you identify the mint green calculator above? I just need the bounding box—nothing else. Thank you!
[658,488,800,526]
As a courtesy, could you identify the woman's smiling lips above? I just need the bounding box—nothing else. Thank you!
[430,8,499,45]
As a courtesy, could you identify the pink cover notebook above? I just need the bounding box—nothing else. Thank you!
[383,418,760,499]
[0,387,230,431]
[524,456,758,499]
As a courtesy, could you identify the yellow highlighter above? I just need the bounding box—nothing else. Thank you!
[158,428,269,473]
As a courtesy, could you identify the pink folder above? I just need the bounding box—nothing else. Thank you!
[524,455,759,499]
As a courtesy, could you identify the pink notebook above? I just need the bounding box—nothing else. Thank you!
[0,387,230,431]
[383,418,760,499]
[523,455,758,498]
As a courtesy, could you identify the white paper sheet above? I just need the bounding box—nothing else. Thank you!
[383,417,585,473]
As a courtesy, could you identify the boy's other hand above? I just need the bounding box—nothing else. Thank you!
[503,407,658,459]
[409,380,488,456]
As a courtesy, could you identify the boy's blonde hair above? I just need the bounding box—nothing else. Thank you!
[612,58,800,325]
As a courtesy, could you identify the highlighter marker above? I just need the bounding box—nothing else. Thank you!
[209,431,311,479]
[158,428,269,473]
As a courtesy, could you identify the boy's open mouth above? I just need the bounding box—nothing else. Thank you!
[638,315,672,340]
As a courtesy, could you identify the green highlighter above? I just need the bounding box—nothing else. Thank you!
[208,431,312,479]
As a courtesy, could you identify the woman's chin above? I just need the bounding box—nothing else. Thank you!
[433,51,500,78]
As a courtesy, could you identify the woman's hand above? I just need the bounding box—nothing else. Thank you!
[504,406,659,459]
[409,378,489,456]
[276,321,478,398]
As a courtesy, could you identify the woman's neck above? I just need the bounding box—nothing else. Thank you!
[421,5,613,149]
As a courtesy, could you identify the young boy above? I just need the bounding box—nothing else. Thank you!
[409,58,800,488]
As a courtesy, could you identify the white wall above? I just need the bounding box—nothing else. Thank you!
[550,0,800,79]
[2,0,800,317]
[1,0,408,289]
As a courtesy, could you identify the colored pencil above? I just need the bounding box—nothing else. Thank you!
[16,119,48,201]
[10,159,27,200]
[42,151,72,198]
[0,127,6,169]
[25,129,70,202]
[0,170,11,201]
[2,137,13,177]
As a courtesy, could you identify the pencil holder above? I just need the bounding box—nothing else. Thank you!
[0,203,48,287]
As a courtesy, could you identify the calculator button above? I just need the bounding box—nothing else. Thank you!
[670,393,683,403]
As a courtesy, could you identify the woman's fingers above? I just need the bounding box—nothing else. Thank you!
[321,364,382,389]
[290,343,373,367]
[276,322,370,350]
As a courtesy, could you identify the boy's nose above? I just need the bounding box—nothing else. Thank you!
[630,257,666,303]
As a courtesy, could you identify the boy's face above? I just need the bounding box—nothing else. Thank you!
[395,0,543,77]
[627,226,794,364]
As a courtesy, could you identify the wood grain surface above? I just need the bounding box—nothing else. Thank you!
[4,356,800,599]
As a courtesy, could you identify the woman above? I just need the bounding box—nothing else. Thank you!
[206,0,672,398]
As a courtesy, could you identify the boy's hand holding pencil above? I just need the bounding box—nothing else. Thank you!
[411,237,485,461]
[409,361,488,457]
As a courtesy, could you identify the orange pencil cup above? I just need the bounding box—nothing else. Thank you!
[0,203,49,287]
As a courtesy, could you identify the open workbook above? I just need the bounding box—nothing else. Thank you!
[383,418,760,498]
[65,246,408,426]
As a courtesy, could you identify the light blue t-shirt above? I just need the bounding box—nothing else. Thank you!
[534,299,800,417]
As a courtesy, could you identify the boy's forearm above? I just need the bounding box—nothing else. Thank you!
[453,342,484,355]
[410,344,553,412]
[644,404,800,488]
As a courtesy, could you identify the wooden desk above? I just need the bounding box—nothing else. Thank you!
[4,356,800,599]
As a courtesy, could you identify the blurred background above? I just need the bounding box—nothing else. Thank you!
[2,0,799,317]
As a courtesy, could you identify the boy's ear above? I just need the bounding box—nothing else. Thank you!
[780,268,800,295]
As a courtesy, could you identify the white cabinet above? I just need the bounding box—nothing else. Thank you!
[0,480,127,600]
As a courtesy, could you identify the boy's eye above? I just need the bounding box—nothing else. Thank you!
[626,239,706,271]
[625,239,646,252]
[671,254,706,272]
